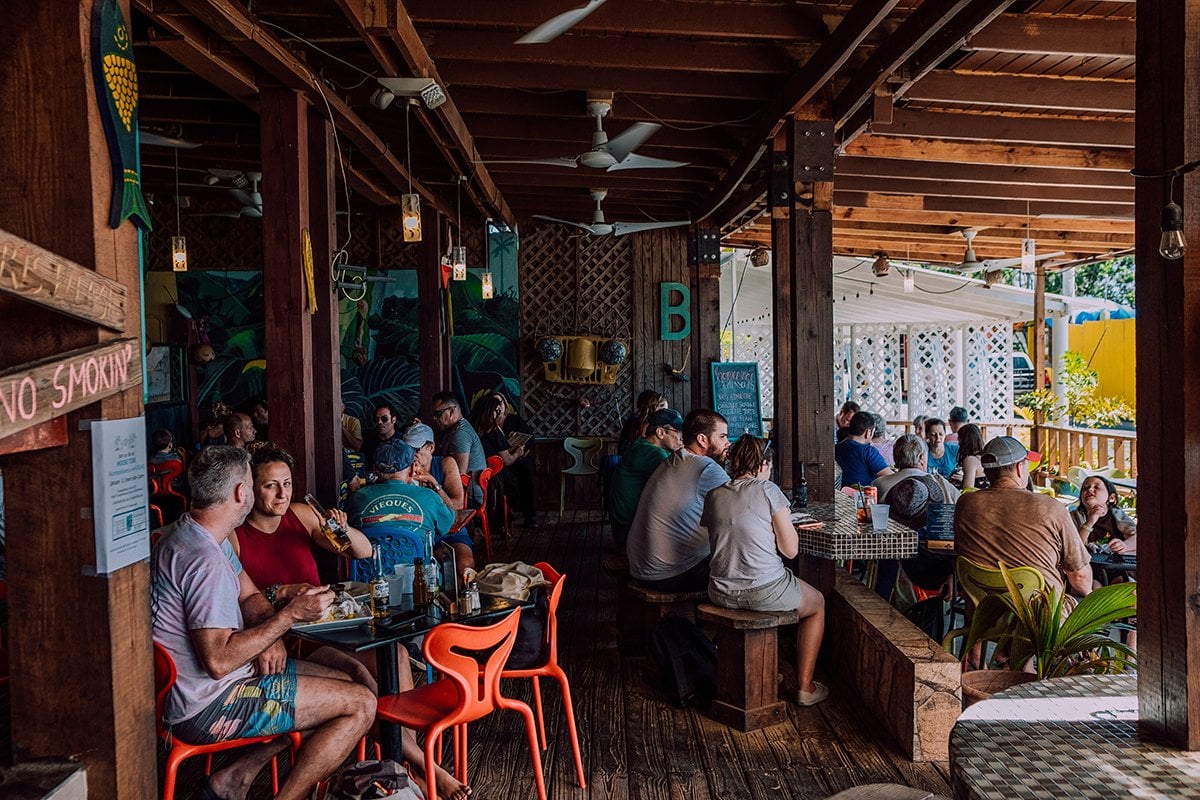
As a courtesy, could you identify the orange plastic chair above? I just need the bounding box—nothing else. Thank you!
[475,467,497,562]
[153,642,300,800]
[375,609,547,800]
[501,562,585,788]
[485,455,512,541]
[150,460,188,507]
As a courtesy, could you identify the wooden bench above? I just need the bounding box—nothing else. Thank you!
[830,573,961,761]
[622,583,707,660]
[696,603,800,732]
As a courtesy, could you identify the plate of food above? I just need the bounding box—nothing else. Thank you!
[291,590,373,632]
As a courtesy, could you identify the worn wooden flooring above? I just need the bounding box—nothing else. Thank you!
[0,509,951,798]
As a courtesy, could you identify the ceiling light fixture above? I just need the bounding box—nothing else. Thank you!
[1021,201,1036,273]
[480,270,494,300]
[372,77,446,110]
[902,269,914,293]
[749,246,770,267]
[871,251,890,277]
[172,148,187,272]
[452,176,467,281]
[401,100,422,242]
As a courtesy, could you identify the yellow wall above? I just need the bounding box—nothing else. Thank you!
[1068,318,1136,408]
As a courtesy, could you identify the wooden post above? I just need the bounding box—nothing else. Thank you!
[260,87,316,494]
[307,111,342,500]
[691,226,721,411]
[1135,0,1200,750]
[1031,262,1047,452]
[791,107,837,503]
[417,204,449,421]
[771,129,796,492]
[0,1,155,795]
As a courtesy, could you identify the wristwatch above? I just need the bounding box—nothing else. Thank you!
[264,583,284,609]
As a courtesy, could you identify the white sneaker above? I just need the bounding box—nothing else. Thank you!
[798,681,829,706]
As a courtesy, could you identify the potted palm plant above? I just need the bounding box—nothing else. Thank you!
[960,562,1137,705]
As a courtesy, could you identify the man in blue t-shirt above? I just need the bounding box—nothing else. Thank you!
[835,411,894,487]
[923,417,960,478]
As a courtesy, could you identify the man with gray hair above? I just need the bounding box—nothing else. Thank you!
[152,446,375,800]
[873,434,959,505]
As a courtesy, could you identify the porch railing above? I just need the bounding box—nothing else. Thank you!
[887,420,1034,446]
[1036,423,1138,479]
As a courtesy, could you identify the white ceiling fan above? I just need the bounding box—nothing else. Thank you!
[486,98,688,172]
[197,169,263,218]
[516,0,608,44]
[943,230,1063,274]
[535,189,690,236]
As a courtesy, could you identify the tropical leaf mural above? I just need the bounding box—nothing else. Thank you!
[178,272,266,409]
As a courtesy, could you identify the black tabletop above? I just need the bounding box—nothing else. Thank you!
[1090,552,1137,572]
[289,593,531,653]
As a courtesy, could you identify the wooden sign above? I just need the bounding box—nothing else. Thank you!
[0,338,141,440]
[0,227,128,331]
[711,361,763,438]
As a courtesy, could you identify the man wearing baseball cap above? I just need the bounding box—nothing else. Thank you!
[954,436,1092,597]
[607,408,685,547]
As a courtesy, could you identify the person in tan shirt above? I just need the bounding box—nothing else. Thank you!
[954,436,1092,597]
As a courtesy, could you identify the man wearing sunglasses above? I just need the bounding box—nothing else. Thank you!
[361,403,400,470]
[430,391,487,507]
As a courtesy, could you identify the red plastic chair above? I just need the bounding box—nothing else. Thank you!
[501,562,585,788]
[474,467,497,562]
[375,609,547,800]
[485,455,512,541]
[153,642,300,800]
[150,460,188,507]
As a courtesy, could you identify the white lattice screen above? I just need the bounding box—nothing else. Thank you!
[721,324,774,417]
[834,322,1014,422]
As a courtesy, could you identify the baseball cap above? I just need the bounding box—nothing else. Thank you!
[647,408,684,432]
[401,422,436,450]
[374,438,415,473]
[980,436,1037,468]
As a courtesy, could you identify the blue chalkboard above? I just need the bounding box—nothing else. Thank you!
[711,362,763,438]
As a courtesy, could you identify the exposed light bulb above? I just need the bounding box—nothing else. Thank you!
[902,270,914,293]
[171,236,188,272]
[480,271,494,299]
[1020,238,1036,273]
[451,245,467,281]
[401,193,422,242]
[1160,201,1186,260]
[871,252,890,277]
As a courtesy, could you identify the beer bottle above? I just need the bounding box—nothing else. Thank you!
[369,544,389,619]
[304,493,353,553]
[796,463,809,508]
[412,558,430,608]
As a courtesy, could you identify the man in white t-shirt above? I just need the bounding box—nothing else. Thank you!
[626,409,730,592]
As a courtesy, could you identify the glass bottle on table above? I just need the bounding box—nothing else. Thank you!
[424,530,442,597]
[369,544,389,619]
[303,493,353,553]
[796,463,809,508]
[412,558,430,609]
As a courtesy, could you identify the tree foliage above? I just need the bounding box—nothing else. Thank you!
[1046,256,1136,308]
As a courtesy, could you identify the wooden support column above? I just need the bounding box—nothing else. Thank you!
[0,1,155,795]
[261,87,316,494]
[792,108,836,504]
[1031,262,1047,452]
[307,110,341,500]
[771,130,796,491]
[1135,0,1200,750]
[417,204,449,421]
[691,226,721,411]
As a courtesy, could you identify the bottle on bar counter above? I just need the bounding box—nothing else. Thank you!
[369,544,389,619]
[796,463,809,509]
[423,529,441,597]
[304,493,353,553]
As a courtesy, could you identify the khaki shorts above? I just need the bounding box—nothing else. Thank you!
[709,571,803,613]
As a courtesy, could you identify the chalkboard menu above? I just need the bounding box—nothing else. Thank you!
[711,361,763,438]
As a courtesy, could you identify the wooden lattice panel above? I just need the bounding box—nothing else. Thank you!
[376,214,420,270]
[145,198,264,271]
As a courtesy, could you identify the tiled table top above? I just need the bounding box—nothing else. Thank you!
[796,492,918,560]
[951,675,1200,799]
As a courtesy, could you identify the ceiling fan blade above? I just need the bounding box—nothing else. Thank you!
[241,206,263,219]
[533,214,598,234]
[612,219,692,236]
[248,191,263,208]
[603,122,661,163]
[483,157,579,168]
[230,189,254,207]
[139,130,201,149]
[976,256,1023,271]
[515,0,607,44]
[607,153,690,171]
[208,168,244,181]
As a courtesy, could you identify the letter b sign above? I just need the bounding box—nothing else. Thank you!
[660,282,691,341]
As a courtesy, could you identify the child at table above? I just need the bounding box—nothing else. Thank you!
[1071,475,1137,555]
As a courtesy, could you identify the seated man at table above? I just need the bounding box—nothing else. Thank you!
[954,436,1092,598]
[946,406,969,443]
[151,446,375,800]
[873,434,960,508]
[835,411,893,487]
[924,417,959,478]
[626,409,730,592]
[607,408,685,547]
[348,438,472,585]
[431,391,487,507]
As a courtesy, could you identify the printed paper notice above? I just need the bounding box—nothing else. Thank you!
[91,416,150,574]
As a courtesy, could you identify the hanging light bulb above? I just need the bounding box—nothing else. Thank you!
[171,236,188,272]
[401,100,422,242]
[902,269,914,293]
[871,251,890,277]
[451,245,467,281]
[1160,201,1186,260]
[1020,238,1037,273]
[480,271,494,299]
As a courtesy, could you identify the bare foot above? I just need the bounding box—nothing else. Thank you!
[435,766,472,800]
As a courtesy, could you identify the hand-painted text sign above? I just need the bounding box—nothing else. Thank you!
[0,227,128,331]
[0,338,142,440]
[711,361,763,438]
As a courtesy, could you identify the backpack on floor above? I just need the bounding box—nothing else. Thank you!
[323,759,423,800]
[649,613,717,709]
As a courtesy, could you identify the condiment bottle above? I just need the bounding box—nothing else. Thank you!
[303,493,353,553]
[369,544,389,619]
[463,581,481,614]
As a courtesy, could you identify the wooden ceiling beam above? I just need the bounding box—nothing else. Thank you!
[425,30,800,74]
[437,61,777,100]
[344,0,514,225]
[831,206,1134,234]
[833,190,1132,220]
[966,13,1135,58]
[898,0,1018,95]
[137,10,259,105]
[835,175,1132,205]
[344,163,402,206]
[165,0,455,218]
[451,87,763,128]
[404,0,829,41]
[693,0,900,221]
[907,70,1135,114]
[869,109,1133,148]
[836,155,1134,188]
[831,228,1126,256]
[843,135,1133,171]
[832,219,1134,247]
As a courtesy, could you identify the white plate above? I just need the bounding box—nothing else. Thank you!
[291,614,372,633]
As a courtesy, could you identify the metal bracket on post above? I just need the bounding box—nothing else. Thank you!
[791,120,836,182]
[769,151,792,210]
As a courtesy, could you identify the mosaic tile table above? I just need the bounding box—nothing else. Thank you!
[950,675,1200,800]
[797,492,918,561]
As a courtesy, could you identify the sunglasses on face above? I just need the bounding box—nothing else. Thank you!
[433,407,454,418]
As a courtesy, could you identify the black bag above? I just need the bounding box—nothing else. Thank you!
[325,759,423,799]
[649,613,717,708]
[504,585,548,670]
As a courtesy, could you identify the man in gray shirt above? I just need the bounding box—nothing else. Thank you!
[151,446,375,800]
[626,409,730,592]
[432,390,487,506]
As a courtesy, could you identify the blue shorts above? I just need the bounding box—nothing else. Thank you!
[438,530,474,551]
[172,660,298,744]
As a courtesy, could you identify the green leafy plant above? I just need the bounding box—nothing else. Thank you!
[964,562,1136,679]
[1016,351,1134,428]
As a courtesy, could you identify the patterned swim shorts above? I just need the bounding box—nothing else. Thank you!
[172,660,298,744]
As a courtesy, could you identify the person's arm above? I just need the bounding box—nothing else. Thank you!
[1065,564,1094,596]
[961,455,981,490]
[771,508,798,559]
[1058,509,1094,596]
[191,587,331,679]
[294,501,372,560]
[451,450,470,475]
[342,417,363,451]
[867,447,893,478]
[441,457,465,510]
[496,444,526,466]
